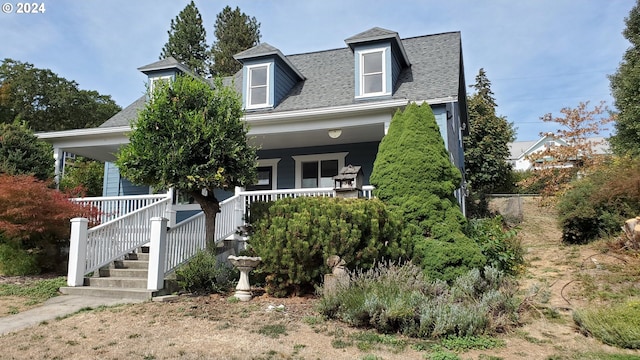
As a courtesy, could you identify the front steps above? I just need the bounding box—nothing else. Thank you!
[60,248,174,301]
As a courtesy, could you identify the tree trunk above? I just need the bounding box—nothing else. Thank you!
[191,190,220,251]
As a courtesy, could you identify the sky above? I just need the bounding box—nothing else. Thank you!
[0,0,635,141]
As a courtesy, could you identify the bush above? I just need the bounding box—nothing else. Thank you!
[557,157,640,244]
[468,216,524,275]
[249,196,409,297]
[175,250,236,294]
[317,262,520,338]
[0,242,39,275]
[413,233,486,283]
[573,300,640,349]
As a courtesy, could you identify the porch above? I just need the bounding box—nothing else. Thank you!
[64,186,374,299]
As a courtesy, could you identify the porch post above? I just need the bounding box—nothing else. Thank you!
[53,147,64,189]
[384,121,390,135]
[147,217,168,291]
[68,218,89,287]
[164,189,177,227]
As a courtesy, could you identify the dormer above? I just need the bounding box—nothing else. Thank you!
[137,57,192,94]
[345,27,410,99]
[234,43,305,110]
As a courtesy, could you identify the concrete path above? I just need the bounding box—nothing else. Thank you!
[0,295,145,336]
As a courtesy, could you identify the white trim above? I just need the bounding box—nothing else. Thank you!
[36,126,131,139]
[257,158,281,189]
[356,47,390,98]
[292,152,348,188]
[246,63,272,109]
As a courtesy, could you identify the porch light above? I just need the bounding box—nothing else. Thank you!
[328,129,342,139]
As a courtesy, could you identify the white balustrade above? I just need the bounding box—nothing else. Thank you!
[71,193,171,225]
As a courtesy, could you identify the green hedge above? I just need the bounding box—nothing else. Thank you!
[249,196,409,297]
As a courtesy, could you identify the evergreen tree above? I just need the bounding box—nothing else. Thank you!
[609,0,640,155]
[160,1,209,76]
[210,6,261,76]
[116,75,257,249]
[0,122,53,181]
[464,68,516,216]
[370,103,485,281]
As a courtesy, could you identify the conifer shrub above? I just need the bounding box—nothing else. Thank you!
[249,196,408,297]
[175,250,236,294]
[370,103,485,281]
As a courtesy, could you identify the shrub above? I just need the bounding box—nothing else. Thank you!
[468,216,524,275]
[557,157,640,244]
[0,122,53,181]
[59,157,104,197]
[0,242,39,275]
[573,300,640,349]
[249,196,408,297]
[317,262,520,338]
[175,250,235,294]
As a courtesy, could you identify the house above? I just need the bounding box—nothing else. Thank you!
[508,134,610,171]
[37,27,470,297]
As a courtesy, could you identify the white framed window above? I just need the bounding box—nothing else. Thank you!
[358,48,388,97]
[246,158,280,191]
[292,152,348,188]
[149,75,173,95]
[247,64,271,108]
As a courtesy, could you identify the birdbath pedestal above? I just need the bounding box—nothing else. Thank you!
[227,255,262,301]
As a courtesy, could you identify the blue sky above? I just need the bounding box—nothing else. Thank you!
[0,0,634,141]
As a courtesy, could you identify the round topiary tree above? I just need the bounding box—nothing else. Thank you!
[370,102,485,281]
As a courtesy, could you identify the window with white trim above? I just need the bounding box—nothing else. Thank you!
[358,49,387,97]
[149,75,172,95]
[292,153,348,188]
[247,64,270,108]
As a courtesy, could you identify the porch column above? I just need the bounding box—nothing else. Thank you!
[147,217,168,291]
[68,218,89,287]
[53,147,64,188]
[164,189,177,227]
[384,121,390,135]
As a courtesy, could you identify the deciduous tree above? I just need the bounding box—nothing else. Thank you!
[210,6,261,76]
[0,58,120,131]
[610,0,640,155]
[116,75,257,249]
[160,1,209,76]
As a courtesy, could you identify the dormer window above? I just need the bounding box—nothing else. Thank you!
[362,50,385,94]
[149,75,172,95]
[247,63,271,108]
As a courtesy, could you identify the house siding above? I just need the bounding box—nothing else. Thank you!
[102,162,149,197]
[274,57,299,107]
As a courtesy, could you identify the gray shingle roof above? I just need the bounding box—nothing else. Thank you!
[344,27,398,44]
[137,57,192,75]
[99,30,464,127]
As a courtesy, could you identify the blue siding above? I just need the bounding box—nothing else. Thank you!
[274,58,298,106]
[391,46,401,89]
[102,162,150,197]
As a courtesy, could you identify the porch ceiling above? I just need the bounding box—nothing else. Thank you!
[249,123,385,150]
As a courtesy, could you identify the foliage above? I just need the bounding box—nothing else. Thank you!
[436,335,505,352]
[464,69,516,215]
[518,101,614,198]
[573,300,640,349]
[0,122,53,181]
[175,250,235,294]
[160,1,209,76]
[370,103,484,281]
[468,216,524,275]
[318,262,521,338]
[557,156,640,244]
[0,58,121,131]
[0,174,88,274]
[116,75,257,249]
[609,0,640,155]
[0,241,38,275]
[210,6,261,76]
[59,157,104,197]
[249,196,408,297]
[0,276,66,302]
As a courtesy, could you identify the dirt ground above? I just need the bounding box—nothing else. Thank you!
[0,197,639,359]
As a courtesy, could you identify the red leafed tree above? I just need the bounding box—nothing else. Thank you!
[0,174,88,240]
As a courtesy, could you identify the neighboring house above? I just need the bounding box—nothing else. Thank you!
[36,27,471,295]
[508,134,610,171]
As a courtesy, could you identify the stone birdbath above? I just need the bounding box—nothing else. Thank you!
[227,255,262,301]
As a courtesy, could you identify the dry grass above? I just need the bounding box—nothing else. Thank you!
[0,196,639,359]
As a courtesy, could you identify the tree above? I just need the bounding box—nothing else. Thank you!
[160,1,209,76]
[116,75,257,249]
[59,157,104,197]
[519,101,614,197]
[210,6,261,76]
[610,0,640,155]
[370,103,485,281]
[0,59,121,131]
[464,69,516,216]
[0,122,53,181]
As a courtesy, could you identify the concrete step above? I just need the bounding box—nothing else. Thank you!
[113,259,149,269]
[125,252,149,261]
[85,277,147,289]
[59,286,156,301]
[99,268,148,278]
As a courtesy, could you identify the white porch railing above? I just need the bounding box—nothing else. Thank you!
[71,193,171,225]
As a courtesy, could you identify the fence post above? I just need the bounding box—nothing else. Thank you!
[147,217,168,291]
[68,218,89,287]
